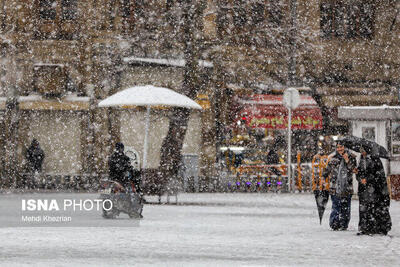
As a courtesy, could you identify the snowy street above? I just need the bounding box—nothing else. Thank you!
[0,192,399,266]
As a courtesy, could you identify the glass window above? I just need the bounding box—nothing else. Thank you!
[61,0,77,21]
[233,0,247,27]
[359,2,374,38]
[121,0,132,18]
[361,127,376,142]
[320,0,375,39]
[39,0,56,20]
[320,2,332,37]
[251,2,265,25]
[392,122,400,155]
[268,0,282,26]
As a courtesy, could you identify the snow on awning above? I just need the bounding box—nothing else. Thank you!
[123,57,213,68]
[0,97,6,109]
[0,94,90,110]
[318,86,398,107]
[338,105,400,120]
[235,94,323,130]
[33,63,65,68]
[19,94,90,110]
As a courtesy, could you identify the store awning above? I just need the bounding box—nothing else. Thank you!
[235,95,323,130]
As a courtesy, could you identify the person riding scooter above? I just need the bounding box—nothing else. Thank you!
[108,142,141,193]
[104,142,143,219]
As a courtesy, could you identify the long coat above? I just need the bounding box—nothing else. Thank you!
[26,142,45,172]
[357,155,391,234]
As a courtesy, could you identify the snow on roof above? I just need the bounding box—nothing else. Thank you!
[123,57,213,68]
[340,105,400,110]
[63,93,90,102]
[19,95,43,101]
[338,105,400,120]
[0,94,90,103]
[33,63,65,68]
[98,85,202,109]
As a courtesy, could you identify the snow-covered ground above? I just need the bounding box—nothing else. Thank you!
[0,192,399,266]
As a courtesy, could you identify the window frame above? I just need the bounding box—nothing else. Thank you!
[35,0,79,40]
[320,0,375,39]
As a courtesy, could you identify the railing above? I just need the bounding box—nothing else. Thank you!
[219,162,316,193]
[14,173,105,191]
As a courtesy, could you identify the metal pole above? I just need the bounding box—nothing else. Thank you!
[288,107,292,192]
[142,106,151,169]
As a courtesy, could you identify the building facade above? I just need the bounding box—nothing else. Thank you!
[0,0,212,189]
[1,0,400,190]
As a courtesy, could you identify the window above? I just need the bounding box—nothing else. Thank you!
[120,0,135,32]
[0,0,7,31]
[33,64,67,98]
[233,0,247,27]
[320,0,375,39]
[268,0,282,26]
[362,127,376,142]
[39,0,56,20]
[392,122,400,155]
[36,0,78,40]
[320,2,332,37]
[106,0,142,33]
[251,2,265,25]
[216,0,285,47]
[61,0,77,21]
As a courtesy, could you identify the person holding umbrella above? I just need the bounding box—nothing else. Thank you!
[356,146,392,235]
[338,135,391,235]
[323,141,357,231]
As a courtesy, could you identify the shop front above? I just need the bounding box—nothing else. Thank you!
[219,93,323,192]
[338,106,400,200]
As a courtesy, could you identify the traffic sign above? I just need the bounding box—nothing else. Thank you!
[283,88,300,110]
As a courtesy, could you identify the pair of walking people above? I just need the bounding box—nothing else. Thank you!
[323,141,391,235]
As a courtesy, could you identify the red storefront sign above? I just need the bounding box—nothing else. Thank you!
[235,95,323,130]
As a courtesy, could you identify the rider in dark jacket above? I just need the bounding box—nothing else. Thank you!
[108,142,142,193]
[108,142,133,187]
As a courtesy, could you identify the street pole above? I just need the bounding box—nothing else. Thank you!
[283,88,299,193]
[142,105,151,169]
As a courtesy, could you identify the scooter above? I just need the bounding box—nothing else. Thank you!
[99,180,143,219]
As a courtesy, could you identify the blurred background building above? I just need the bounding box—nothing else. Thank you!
[0,0,399,191]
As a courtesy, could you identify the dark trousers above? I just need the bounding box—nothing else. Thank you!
[330,194,352,230]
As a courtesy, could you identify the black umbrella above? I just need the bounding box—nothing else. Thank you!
[337,136,389,159]
[314,190,329,224]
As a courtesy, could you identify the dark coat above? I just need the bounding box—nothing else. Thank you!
[266,149,280,165]
[266,149,281,176]
[26,142,45,172]
[323,151,357,197]
[357,155,391,234]
[108,150,133,186]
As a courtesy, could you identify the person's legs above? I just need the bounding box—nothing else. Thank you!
[358,195,370,233]
[340,195,352,230]
[373,199,392,235]
[330,195,341,230]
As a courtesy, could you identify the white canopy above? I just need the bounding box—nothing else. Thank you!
[98,85,202,169]
[98,85,202,109]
